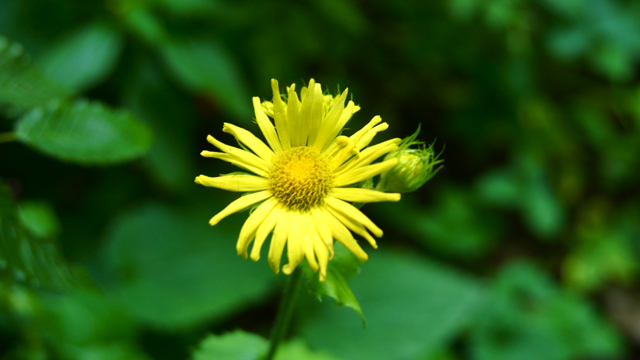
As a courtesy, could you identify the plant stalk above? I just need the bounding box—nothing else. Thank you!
[263,267,303,360]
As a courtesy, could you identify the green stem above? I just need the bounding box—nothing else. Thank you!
[0,132,17,143]
[264,268,304,360]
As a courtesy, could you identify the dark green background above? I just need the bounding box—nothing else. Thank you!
[1,0,640,359]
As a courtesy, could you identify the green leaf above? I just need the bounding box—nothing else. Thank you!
[0,183,90,289]
[301,242,365,324]
[56,343,152,360]
[0,36,70,111]
[276,339,343,360]
[121,59,196,191]
[39,23,123,93]
[470,262,624,360]
[38,291,138,346]
[18,201,61,238]
[375,191,499,259]
[193,331,267,360]
[101,204,276,330]
[192,331,342,360]
[160,39,251,121]
[300,250,484,360]
[15,100,153,165]
[564,228,638,292]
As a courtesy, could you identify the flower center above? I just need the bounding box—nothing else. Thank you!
[268,146,333,211]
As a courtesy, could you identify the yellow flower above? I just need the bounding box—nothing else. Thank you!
[195,79,401,281]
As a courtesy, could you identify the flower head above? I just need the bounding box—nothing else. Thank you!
[195,79,401,281]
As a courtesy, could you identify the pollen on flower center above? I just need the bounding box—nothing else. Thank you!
[268,146,333,211]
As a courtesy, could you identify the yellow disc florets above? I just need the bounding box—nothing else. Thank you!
[268,146,333,211]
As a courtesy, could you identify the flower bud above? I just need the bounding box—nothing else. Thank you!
[377,127,443,193]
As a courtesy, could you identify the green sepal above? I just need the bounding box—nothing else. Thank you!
[300,242,366,325]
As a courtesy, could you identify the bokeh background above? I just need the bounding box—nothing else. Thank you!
[2,0,640,359]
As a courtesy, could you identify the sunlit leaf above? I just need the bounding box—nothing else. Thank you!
[101,204,276,330]
[15,100,153,165]
[192,331,267,360]
[39,23,123,93]
[300,250,484,360]
[301,242,364,323]
[192,331,342,360]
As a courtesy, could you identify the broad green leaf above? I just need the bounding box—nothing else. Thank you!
[18,201,61,238]
[301,242,365,323]
[276,339,343,360]
[15,100,153,165]
[39,23,123,93]
[0,183,90,289]
[101,204,276,330]
[0,36,70,111]
[471,262,624,360]
[192,331,342,360]
[38,291,138,346]
[57,343,152,360]
[122,7,169,46]
[300,250,484,360]
[160,40,251,121]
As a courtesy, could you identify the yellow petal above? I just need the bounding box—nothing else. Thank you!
[282,212,304,275]
[286,84,302,147]
[334,138,400,173]
[311,207,334,258]
[326,206,377,249]
[328,136,357,170]
[268,209,291,274]
[334,158,398,187]
[312,230,330,281]
[195,174,268,192]
[205,135,270,176]
[253,97,282,153]
[250,205,282,261]
[236,198,277,259]
[271,79,291,150]
[324,209,368,261]
[331,187,401,203]
[312,89,348,151]
[325,196,383,237]
[200,151,267,177]
[261,100,274,117]
[356,122,389,150]
[299,81,323,147]
[348,116,381,149]
[209,191,272,226]
[223,123,275,163]
[301,213,319,272]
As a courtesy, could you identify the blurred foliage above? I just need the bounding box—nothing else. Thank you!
[2,0,640,359]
